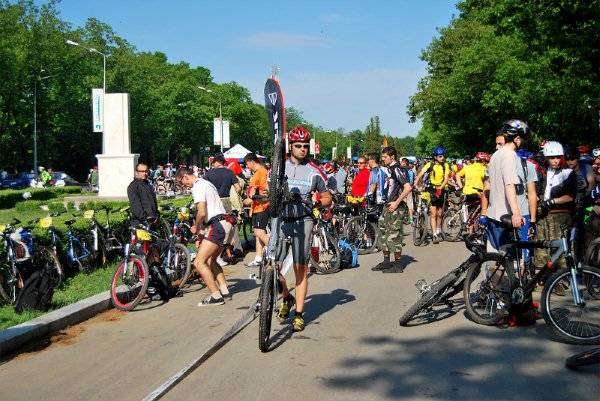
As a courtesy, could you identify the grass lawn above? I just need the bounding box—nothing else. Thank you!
[0,262,117,331]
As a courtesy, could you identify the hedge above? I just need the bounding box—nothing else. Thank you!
[0,186,82,209]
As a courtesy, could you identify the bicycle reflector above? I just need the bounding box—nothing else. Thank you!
[39,217,52,229]
[0,224,5,232]
[178,207,190,221]
[312,208,321,219]
[346,195,365,205]
[83,210,95,219]
[135,229,152,241]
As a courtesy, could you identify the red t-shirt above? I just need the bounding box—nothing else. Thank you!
[351,169,370,197]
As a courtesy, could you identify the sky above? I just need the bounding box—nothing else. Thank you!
[47,0,459,137]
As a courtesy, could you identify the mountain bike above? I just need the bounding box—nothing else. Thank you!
[309,207,341,274]
[412,190,430,246]
[399,230,487,326]
[85,207,127,264]
[344,197,380,255]
[442,193,482,242]
[0,218,62,304]
[463,214,600,345]
[46,216,100,273]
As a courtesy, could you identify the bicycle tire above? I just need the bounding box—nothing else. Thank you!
[311,230,341,274]
[463,252,512,326]
[169,242,192,289]
[541,265,600,345]
[565,348,600,369]
[268,136,286,218]
[34,246,63,287]
[344,216,378,255]
[258,266,275,352]
[399,270,460,326]
[413,213,427,246]
[110,255,149,311]
[442,209,462,242]
[585,239,600,268]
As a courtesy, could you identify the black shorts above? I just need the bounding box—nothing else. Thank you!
[429,188,446,208]
[252,211,269,230]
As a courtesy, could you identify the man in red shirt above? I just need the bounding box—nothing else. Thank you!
[351,156,370,197]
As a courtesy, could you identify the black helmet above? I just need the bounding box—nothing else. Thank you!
[497,119,529,139]
[563,146,580,161]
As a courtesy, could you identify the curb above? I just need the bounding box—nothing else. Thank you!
[0,290,112,358]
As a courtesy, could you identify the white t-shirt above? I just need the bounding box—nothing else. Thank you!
[191,178,226,223]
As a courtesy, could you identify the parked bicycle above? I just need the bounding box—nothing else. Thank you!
[412,190,430,246]
[442,192,482,242]
[46,215,101,273]
[310,207,341,274]
[463,214,600,345]
[343,196,380,254]
[85,207,127,264]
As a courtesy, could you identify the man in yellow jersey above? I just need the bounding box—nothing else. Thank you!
[415,147,450,244]
[457,152,490,233]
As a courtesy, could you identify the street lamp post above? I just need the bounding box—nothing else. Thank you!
[198,86,223,153]
[66,40,106,93]
[33,72,52,177]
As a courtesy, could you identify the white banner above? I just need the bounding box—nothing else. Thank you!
[213,118,230,148]
[332,146,337,159]
[92,88,104,132]
[309,138,316,155]
[347,146,352,159]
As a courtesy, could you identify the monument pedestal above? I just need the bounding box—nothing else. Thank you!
[96,93,137,198]
[96,153,139,198]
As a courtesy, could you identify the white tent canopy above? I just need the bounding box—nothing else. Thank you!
[223,144,265,160]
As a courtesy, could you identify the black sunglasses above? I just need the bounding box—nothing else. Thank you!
[293,144,310,149]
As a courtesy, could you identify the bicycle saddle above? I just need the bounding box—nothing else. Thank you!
[499,214,515,229]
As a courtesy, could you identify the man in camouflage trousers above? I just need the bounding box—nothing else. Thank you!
[373,146,413,272]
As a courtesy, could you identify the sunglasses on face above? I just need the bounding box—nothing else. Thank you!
[357,161,366,165]
[137,169,148,173]
[293,144,310,149]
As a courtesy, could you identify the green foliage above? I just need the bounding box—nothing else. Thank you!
[0,186,81,209]
[410,0,600,154]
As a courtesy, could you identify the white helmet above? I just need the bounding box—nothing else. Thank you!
[593,148,600,158]
[543,141,564,157]
[38,166,45,172]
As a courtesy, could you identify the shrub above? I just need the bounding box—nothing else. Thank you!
[0,186,82,209]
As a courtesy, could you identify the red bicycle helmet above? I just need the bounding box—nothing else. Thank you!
[475,151,491,163]
[288,126,311,143]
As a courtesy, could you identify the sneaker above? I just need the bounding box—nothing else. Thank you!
[371,261,393,271]
[221,291,233,301]
[277,295,295,320]
[292,315,305,332]
[150,293,163,301]
[197,295,225,306]
[246,259,261,267]
[432,234,441,244]
[216,256,229,267]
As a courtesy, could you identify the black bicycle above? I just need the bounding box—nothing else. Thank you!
[399,230,487,326]
[344,197,380,255]
[463,215,600,345]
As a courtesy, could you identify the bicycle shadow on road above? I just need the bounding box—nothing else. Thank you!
[321,327,597,400]
[304,288,356,326]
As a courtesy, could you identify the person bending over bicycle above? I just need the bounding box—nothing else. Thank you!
[176,167,235,306]
[277,126,332,332]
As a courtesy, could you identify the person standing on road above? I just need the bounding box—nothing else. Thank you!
[176,167,234,306]
[373,146,412,273]
[350,156,371,198]
[335,160,348,198]
[484,120,529,251]
[277,126,332,332]
[243,153,270,268]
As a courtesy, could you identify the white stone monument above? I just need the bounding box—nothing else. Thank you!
[96,93,139,198]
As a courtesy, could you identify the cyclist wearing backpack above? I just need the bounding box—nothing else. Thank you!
[414,147,450,244]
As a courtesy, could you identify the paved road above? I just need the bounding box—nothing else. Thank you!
[0,240,598,401]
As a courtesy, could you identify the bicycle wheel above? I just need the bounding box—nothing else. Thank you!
[463,252,513,326]
[565,348,600,369]
[413,213,427,246]
[585,239,600,268]
[541,266,600,345]
[167,242,192,289]
[399,270,460,326]
[34,246,63,287]
[0,260,21,304]
[258,266,275,352]
[268,136,286,218]
[345,216,378,255]
[442,209,462,242]
[311,230,341,274]
[240,216,253,250]
[110,255,149,311]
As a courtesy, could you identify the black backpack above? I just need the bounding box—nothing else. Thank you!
[15,268,57,314]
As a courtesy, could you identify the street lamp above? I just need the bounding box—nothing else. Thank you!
[33,71,52,177]
[198,86,224,152]
[66,40,106,93]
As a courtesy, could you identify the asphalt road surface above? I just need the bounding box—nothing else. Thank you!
[1,239,598,401]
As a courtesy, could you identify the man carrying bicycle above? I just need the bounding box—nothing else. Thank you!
[277,126,332,332]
